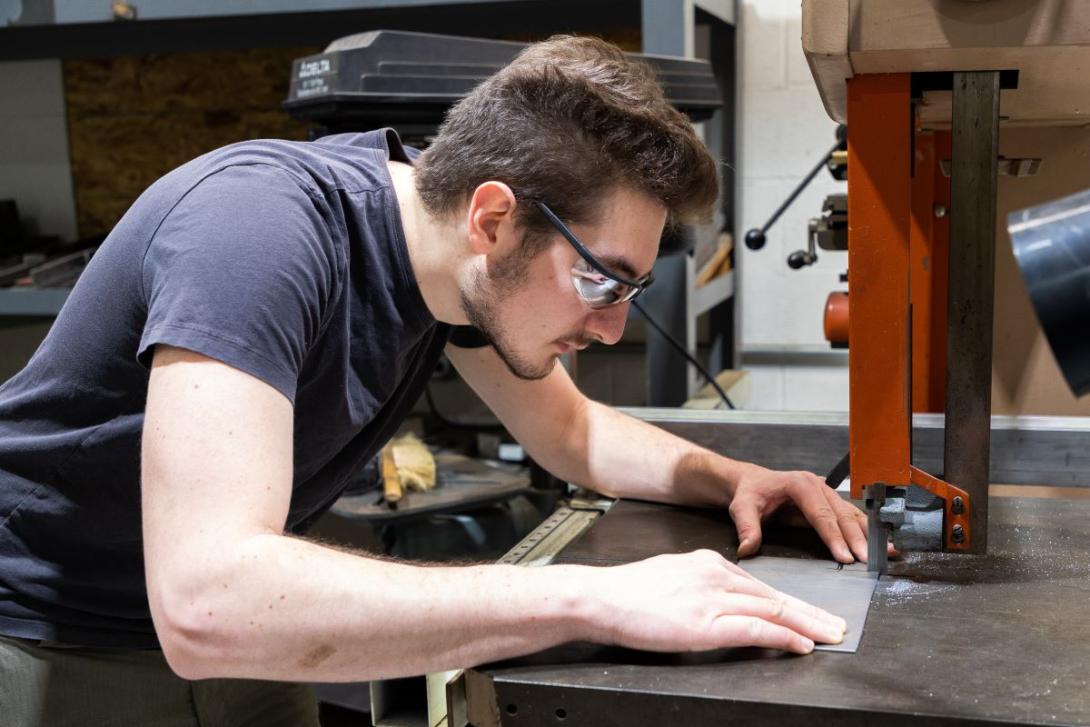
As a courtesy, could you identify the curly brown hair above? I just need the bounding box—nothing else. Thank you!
[414,35,719,251]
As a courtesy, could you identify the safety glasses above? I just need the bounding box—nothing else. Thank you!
[533,201,655,309]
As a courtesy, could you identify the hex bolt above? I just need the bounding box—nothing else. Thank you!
[952,496,965,515]
[952,524,965,544]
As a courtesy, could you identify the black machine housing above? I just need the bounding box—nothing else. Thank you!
[284,30,723,257]
[283,29,722,142]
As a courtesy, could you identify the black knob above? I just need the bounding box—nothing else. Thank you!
[836,123,847,145]
[787,250,811,269]
[745,228,766,250]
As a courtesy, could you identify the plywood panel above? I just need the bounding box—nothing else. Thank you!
[61,30,642,241]
[803,0,1090,126]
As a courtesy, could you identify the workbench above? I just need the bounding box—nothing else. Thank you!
[463,495,1090,726]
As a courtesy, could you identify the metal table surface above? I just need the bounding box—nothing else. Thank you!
[465,496,1090,726]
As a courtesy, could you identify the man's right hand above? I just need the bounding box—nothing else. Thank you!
[581,549,847,654]
[142,349,843,683]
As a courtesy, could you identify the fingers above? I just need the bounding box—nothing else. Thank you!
[690,552,847,633]
[613,551,852,656]
[829,490,868,563]
[840,495,902,563]
[789,477,854,563]
[728,497,764,558]
[717,593,846,646]
[718,567,848,634]
[710,615,815,655]
[731,466,890,565]
[852,505,868,531]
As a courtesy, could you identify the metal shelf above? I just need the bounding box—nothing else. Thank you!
[692,269,734,317]
[0,0,645,61]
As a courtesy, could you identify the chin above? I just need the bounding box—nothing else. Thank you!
[459,284,559,381]
[496,344,557,381]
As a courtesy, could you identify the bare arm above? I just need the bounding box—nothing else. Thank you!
[143,347,843,682]
[446,344,732,504]
[447,344,870,563]
[142,346,596,681]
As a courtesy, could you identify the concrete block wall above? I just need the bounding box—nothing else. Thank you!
[0,59,77,243]
[736,0,849,411]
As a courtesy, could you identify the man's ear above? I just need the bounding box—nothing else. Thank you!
[466,181,518,256]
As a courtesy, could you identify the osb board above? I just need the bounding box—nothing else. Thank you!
[61,29,643,240]
[64,47,319,238]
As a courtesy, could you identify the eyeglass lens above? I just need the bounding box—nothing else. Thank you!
[571,258,637,308]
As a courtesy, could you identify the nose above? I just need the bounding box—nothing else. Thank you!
[584,302,629,345]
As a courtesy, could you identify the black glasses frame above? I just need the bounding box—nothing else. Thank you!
[533,201,655,293]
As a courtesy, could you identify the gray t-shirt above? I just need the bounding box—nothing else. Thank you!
[0,128,449,648]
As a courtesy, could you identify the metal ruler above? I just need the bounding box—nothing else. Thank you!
[498,498,610,567]
[436,497,611,726]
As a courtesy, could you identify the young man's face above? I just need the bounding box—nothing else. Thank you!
[462,187,666,380]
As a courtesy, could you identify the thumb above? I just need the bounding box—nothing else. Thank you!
[730,499,763,558]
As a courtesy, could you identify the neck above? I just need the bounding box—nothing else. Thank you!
[387,161,470,325]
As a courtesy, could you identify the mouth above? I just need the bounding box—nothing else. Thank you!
[556,339,591,353]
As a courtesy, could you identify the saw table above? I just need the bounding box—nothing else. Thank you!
[462,494,1090,726]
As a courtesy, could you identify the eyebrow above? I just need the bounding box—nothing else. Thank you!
[596,254,646,280]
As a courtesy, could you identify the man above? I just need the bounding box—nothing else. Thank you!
[0,36,872,724]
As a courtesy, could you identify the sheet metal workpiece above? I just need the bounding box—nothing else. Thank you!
[466,497,1090,727]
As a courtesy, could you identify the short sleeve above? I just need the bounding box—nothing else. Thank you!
[137,164,340,402]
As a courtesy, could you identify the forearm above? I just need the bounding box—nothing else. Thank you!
[153,534,593,682]
[537,398,749,507]
[450,349,743,506]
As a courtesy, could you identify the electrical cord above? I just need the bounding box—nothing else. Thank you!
[825,450,849,491]
[429,300,738,425]
[632,299,736,410]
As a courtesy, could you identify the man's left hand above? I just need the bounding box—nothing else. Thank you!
[727,464,869,564]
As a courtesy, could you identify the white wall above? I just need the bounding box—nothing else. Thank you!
[736,0,848,411]
[0,59,78,243]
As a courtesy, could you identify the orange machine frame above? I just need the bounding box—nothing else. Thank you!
[846,74,970,551]
[911,130,951,414]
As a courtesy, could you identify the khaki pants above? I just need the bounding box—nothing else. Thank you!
[0,635,320,727]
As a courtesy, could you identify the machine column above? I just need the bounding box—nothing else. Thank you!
[910,131,951,414]
[846,73,913,573]
[945,71,1000,554]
